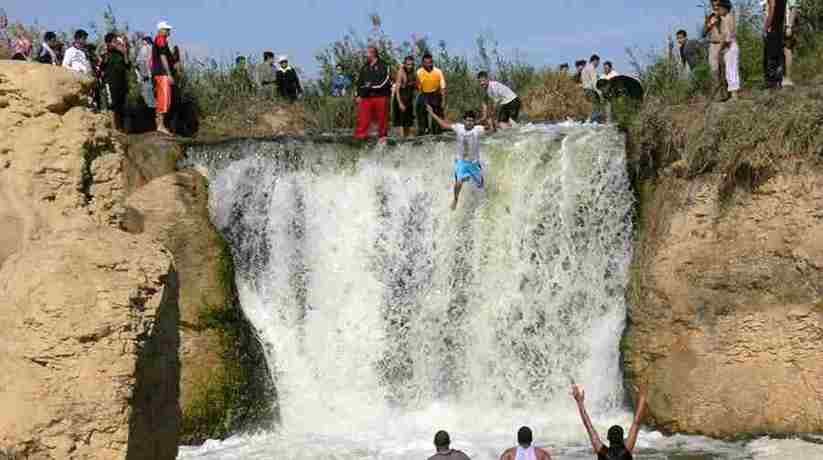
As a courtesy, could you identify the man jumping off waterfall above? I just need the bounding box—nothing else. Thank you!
[426,105,486,211]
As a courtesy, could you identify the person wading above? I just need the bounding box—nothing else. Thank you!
[499,426,553,460]
[354,45,391,141]
[572,384,648,460]
[427,431,472,460]
[392,55,417,137]
[416,53,447,136]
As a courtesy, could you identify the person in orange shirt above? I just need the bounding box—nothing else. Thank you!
[415,53,447,136]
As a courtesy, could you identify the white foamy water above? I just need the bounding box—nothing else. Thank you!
[179,125,822,459]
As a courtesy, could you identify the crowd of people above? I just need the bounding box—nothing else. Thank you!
[3,0,804,138]
[669,0,800,100]
[426,385,648,460]
[6,20,184,135]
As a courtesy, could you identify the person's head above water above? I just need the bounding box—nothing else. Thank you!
[433,430,451,451]
[604,425,633,460]
[517,426,533,447]
[422,53,434,71]
[477,70,490,89]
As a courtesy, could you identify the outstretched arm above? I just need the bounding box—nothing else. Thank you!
[572,385,603,454]
[426,105,452,130]
[625,386,648,453]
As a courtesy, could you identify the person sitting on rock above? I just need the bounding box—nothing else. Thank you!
[572,383,647,460]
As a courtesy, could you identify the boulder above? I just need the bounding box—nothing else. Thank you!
[625,171,823,437]
[123,134,184,195]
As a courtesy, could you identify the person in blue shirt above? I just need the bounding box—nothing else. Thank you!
[331,64,352,97]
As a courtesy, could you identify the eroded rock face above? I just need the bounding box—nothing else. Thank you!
[625,170,823,437]
[122,171,230,413]
[0,230,179,460]
[0,62,179,458]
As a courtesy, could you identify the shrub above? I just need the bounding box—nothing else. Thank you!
[521,71,591,121]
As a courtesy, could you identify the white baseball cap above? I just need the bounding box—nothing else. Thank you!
[278,55,289,63]
[157,21,173,31]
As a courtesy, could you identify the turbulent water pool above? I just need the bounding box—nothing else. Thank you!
[179,124,823,460]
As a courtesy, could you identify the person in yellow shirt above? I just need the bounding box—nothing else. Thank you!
[415,53,447,135]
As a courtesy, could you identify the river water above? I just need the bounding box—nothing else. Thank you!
[179,124,823,460]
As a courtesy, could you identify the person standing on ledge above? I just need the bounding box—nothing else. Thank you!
[498,426,553,460]
[152,21,177,135]
[392,55,417,137]
[764,0,787,89]
[276,55,303,102]
[426,106,486,211]
[572,383,648,460]
[416,53,447,136]
[427,431,472,460]
[478,71,521,130]
[354,45,391,141]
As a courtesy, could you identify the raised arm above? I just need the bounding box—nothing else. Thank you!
[426,104,452,130]
[572,385,603,454]
[625,386,648,453]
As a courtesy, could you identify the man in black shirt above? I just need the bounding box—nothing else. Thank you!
[275,56,303,102]
[353,46,391,141]
[103,33,130,131]
[764,0,787,89]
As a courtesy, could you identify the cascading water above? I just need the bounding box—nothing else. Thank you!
[178,124,823,459]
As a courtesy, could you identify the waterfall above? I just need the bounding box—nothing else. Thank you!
[181,124,636,459]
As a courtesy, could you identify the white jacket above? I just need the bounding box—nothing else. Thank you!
[62,46,92,75]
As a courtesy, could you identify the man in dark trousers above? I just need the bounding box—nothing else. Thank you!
[103,33,130,131]
[764,0,787,89]
[416,53,447,136]
[276,55,303,102]
[354,45,391,141]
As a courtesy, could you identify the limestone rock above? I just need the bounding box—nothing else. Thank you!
[0,61,94,115]
[123,134,184,195]
[0,228,179,460]
[122,171,231,414]
[625,171,823,437]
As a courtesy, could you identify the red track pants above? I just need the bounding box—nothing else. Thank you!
[354,96,389,140]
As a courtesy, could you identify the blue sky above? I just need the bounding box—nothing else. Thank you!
[4,1,705,78]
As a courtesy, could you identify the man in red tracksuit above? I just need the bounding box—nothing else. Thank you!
[354,46,391,141]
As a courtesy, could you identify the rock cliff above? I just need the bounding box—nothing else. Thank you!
[624,97,823,437]
[0,62,180,458]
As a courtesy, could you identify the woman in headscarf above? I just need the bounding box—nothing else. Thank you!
[572,384,648,460]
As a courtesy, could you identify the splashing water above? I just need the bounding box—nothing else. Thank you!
[178,124,822,460]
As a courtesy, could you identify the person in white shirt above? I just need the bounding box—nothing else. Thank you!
[602,61,620,80]
[477,71,521,130]
[581,54,605,123]
[61,29,92,75]
[427,105,486,211]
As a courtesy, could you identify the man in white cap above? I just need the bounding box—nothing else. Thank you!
[152,20,176,134]
[275,55,302,102]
